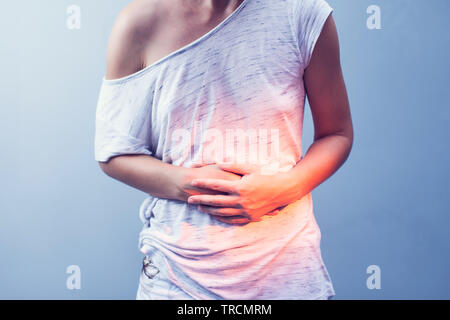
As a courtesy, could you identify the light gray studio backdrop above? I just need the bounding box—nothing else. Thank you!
[1,0,449,299]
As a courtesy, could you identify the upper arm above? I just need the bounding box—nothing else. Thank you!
[304,15,353,142]
[95,2,158,166]
[105,1,158,80]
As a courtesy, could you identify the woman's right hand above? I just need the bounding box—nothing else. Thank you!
[175,164,242,202]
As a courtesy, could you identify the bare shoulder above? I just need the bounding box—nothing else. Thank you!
[105,0,163,80]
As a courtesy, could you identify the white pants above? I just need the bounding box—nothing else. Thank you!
[136,253,194,300]
[136,251,335,300]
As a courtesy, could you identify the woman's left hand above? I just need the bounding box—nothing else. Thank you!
[187,162,287,225]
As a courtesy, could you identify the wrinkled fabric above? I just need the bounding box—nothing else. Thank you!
[95,0,335,299]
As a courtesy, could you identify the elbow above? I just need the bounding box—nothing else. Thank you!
[97,155,127,178]
[98,161,108,173]
[336,119,354,154]
[342,126,354,164]
[340,126,354,158]
[347,121,354,151]
[98,159,115,177]
[346,126,354,151]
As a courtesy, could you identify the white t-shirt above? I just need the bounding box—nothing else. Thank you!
[95,0,335,299]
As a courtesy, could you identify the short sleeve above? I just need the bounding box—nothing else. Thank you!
[290,0,334,68]
[94,78,153,162]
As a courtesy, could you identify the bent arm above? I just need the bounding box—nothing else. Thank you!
[97,4,242,203]
[277,14,353,204]
[184,15,353,223]
[98,5,188,201]
[99,156,189,201]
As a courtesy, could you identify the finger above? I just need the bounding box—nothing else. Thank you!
[216,162,257,175]
[197,205,244,216]
[188,185,227,195]
[266,209,280,216]
[190,179,238,194]
[215,216,250,225]
[188,194,240,207]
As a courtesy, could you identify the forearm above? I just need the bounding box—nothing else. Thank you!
[277,132,353,206]
[98,155,188,201]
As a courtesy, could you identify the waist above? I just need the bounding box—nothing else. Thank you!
[139,193,318,259]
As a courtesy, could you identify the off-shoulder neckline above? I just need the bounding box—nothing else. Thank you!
[102,0,250,86]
